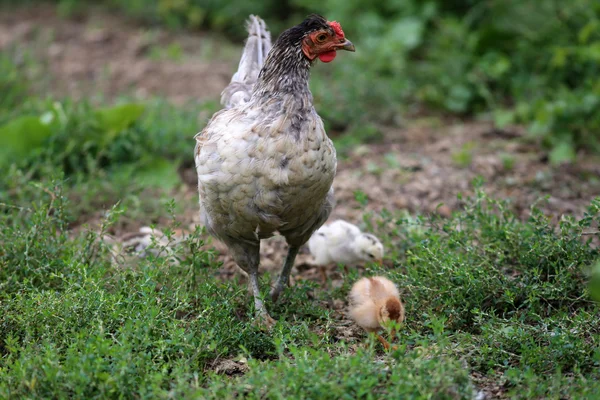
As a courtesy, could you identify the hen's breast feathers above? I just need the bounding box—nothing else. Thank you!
[195,106,336,240]
[220,16,272,109]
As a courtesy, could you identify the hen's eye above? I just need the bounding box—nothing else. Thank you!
[316,33,328,43]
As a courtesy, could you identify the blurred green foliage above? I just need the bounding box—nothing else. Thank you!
[81,0,600,162]
[0,53,28,113]
[0,96,217,199]
[2,0,599,161]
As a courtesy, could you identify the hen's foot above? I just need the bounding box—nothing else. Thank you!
[252,312,276,330]
[270,285,284,303]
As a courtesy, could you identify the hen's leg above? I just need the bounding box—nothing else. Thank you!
[249,268,275,328]
[273,190,335,302]
[271,245,299,302]
[227,238,275,328]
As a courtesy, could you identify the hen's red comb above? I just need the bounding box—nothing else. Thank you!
[328,21,345,39]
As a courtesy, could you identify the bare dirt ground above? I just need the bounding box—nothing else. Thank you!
[3,6,599,397]
[0,4,237,104]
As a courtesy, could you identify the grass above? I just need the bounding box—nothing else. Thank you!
[1,170,599,398]
[1,8,600,400]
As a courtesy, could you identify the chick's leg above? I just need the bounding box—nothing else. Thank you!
[228,239,275,328]
[271,245,300,302]
[319,265,328,285]
[273,190,334,302]
[376,335,392,350]
[375,333,398,351]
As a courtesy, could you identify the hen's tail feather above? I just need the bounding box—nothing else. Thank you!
[220,15,271,109]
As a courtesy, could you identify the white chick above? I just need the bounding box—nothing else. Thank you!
[348,276,405,350]
[308,220,384,282]
[101,226,190,266]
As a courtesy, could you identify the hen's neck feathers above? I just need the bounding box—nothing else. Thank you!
[252,27,314,102]
[254,46,311,95]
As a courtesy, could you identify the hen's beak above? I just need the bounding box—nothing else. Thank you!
[337,39,355,52]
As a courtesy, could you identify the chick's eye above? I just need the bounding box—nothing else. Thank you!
[316,33,328,43]
[367,253,375,259]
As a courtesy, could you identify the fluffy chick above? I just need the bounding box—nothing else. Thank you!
[101,226,190,266]
[348,276,405,350]
[308,220,384,282]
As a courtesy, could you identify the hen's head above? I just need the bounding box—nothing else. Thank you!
[282,14,355,63]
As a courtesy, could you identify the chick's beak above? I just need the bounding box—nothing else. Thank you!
[337,39,355,52]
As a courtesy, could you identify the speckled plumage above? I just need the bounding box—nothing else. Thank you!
[194,14,354,326]
[195,93,336,245]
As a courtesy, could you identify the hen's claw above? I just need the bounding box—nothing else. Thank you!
[253,312,276,330]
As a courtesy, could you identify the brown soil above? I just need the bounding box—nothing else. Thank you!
[0,4,236,104]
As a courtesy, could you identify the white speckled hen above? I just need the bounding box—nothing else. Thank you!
[194,14,355,327]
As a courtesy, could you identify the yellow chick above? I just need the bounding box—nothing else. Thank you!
[348,276,405,350]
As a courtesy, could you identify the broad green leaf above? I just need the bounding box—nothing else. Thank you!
[111,157,181,190]
[549,141,576,165]
[528,119,551,137]
[389,18,424,50]
[94,103,146,145]
[136,158,181,189]
[446,84,472,113]
[0,115,54,163]
[550,47,569,68]
[589,261,600,302]
[579,21,599,44]
[494,109,515,128]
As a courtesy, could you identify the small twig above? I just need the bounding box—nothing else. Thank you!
[41,186,57,200]
[582,232,599,236]
[0,203,31,212]
[41,186,57,217]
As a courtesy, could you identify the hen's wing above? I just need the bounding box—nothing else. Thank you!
[195,16,270,232]
[220,15,271,109]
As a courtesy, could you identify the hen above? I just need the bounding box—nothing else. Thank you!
[194,15,355,327]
